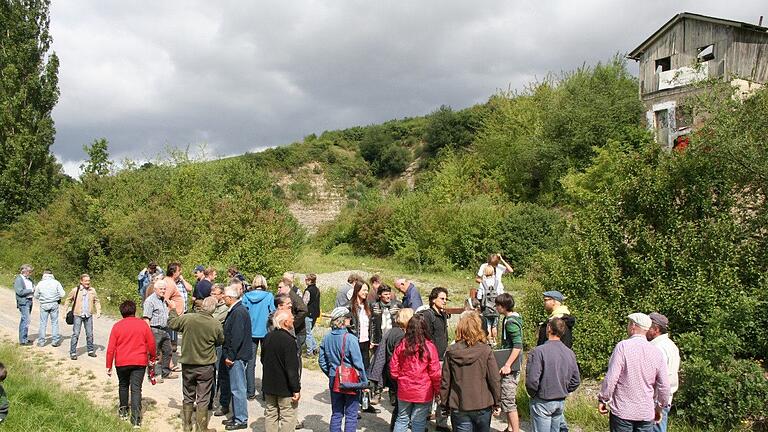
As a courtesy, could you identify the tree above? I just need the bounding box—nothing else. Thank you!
[0,0,62,226]
[80,138,113,179]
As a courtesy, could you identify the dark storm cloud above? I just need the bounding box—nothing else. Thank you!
[48,1,768,175]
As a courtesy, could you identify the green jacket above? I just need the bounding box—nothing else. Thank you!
[168,309,224,366]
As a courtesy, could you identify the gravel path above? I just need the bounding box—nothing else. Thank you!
[1,284,524,431]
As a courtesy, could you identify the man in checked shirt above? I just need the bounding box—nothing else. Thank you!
[598,313,671,432]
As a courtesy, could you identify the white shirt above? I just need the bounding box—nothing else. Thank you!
[358,305,370,343]
[476,263,507,299]
[650,333,680,403]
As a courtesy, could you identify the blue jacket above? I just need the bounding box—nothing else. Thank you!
[242,289,275,339]
[319,328,369,389]
[14,274,34,307]
[402,284,423,310]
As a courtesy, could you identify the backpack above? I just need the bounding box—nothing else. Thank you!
[480,270,499,317]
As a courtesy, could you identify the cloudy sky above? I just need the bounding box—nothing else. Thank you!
[49,1,767,176]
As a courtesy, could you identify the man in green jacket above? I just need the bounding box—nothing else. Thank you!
[169,296,225,432]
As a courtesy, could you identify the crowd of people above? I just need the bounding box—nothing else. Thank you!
[9,253,681,432]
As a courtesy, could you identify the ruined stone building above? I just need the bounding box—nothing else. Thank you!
[628,12,768,149]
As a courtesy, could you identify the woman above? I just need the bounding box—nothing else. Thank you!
[348,281,373,367]
[440,311,501,432]
[319,307,369,432]
[389,313,441,432]
[383,308,413,428]
[106,300,157,427]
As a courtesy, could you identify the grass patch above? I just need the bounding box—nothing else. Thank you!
[0,340,132,431]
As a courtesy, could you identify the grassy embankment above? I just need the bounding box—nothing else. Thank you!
[0,338,132,432]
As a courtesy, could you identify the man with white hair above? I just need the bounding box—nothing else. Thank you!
[598,313,671,432]
[262,309,302,431]
[13,264,35,345]
[221,284,252,430]
[34,269,66,347]
[646,313,680,432]
[394,278,423,310]
[142,279,176,381]
[168,296,225,432]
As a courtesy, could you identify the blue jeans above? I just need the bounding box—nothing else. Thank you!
[38,302,61,346]
[653,407,670,432]
[305,317,318,354]
[228,359,248,424]
[451,407,492,432]
[70,315,94,355]
[610,413,654,432]
[246,338,263,398]
[393,400,430,432]
[18,302,32,343]
[530,398,565,432]
[330,389,359,432]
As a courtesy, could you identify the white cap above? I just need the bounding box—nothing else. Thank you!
[627,313,652,330]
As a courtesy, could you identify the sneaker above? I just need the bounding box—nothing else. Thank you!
[88,352,97,357]
[52,342,61,347]
[20,341,33,346]
[225,423,247,431]
[70,355,77,360]
[295,420,305,430]
[222,419,235,426]
[162,373,179,380]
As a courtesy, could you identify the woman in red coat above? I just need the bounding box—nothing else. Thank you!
[389,313,441,432]
[106,300,157,428]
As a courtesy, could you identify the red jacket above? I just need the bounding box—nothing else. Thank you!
[389,338,441,403]
[106,317,157,368]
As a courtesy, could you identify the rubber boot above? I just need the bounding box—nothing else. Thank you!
[195,407,215,432]
[182,403,195,432]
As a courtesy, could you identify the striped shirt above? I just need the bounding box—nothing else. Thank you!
[598,334,671,422]
[143,293,169,328]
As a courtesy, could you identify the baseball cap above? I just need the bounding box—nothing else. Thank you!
[627,312,652,330]
[193,265,205,273]
[543,290,565,302]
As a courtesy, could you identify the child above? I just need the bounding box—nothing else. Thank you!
[478,264,500,344]
[494,293,523,432]
[0,363,8,424]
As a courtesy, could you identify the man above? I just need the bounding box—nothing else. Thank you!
[13,264,35,346]
[163,262,188,315]
[194,266,217,301]
[221,284,253,430]
[65,274,102,360]
[646,313,680,432]
[370,284,402,404]
[420,287,450,431]
[495,293,523,432]
[366,274,382,304]
[394,278,423,310]
[262,310,302,432]
[278,279,308,350]
[598,313,671,432]
[243,280,276,400]
[34,269,66,347]
[211,284,232,415]
[525,318,581,432]
[138,261,164,298]
[536,291,576,349]
[168,296,225,432]
[142,280,177,381]
[191,265,205,300]
[302,274,321,356]
[335,273,361,308]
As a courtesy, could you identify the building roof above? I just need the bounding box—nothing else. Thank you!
[628,12,768,60]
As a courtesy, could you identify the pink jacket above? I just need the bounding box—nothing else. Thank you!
[389,338,441,403]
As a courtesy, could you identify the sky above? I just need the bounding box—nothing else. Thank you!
[48,1,767,177]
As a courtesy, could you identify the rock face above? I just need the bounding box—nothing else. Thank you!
[278,162,345,234]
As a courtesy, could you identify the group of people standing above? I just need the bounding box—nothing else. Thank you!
[11,256,681,432]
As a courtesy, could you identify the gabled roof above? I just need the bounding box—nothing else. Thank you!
[628,12,768,60]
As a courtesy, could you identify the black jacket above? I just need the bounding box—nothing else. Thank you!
[223,301,253,362]
[537,314,576,349]
[304,284,321,319]
[261,328,301,397]
[288,288,308,335]
[422,307,449,361]
[370,300,402,345]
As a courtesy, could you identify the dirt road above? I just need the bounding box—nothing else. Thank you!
[0,286,521,431]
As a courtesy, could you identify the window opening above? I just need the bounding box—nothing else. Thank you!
[655,57,671,73]
[697,44,714,62]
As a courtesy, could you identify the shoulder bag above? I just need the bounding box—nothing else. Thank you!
[332,333,360,395]
[65,285,81,325]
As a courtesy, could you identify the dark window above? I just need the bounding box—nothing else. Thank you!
[655,57,671,73]
[697,44,714,62]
